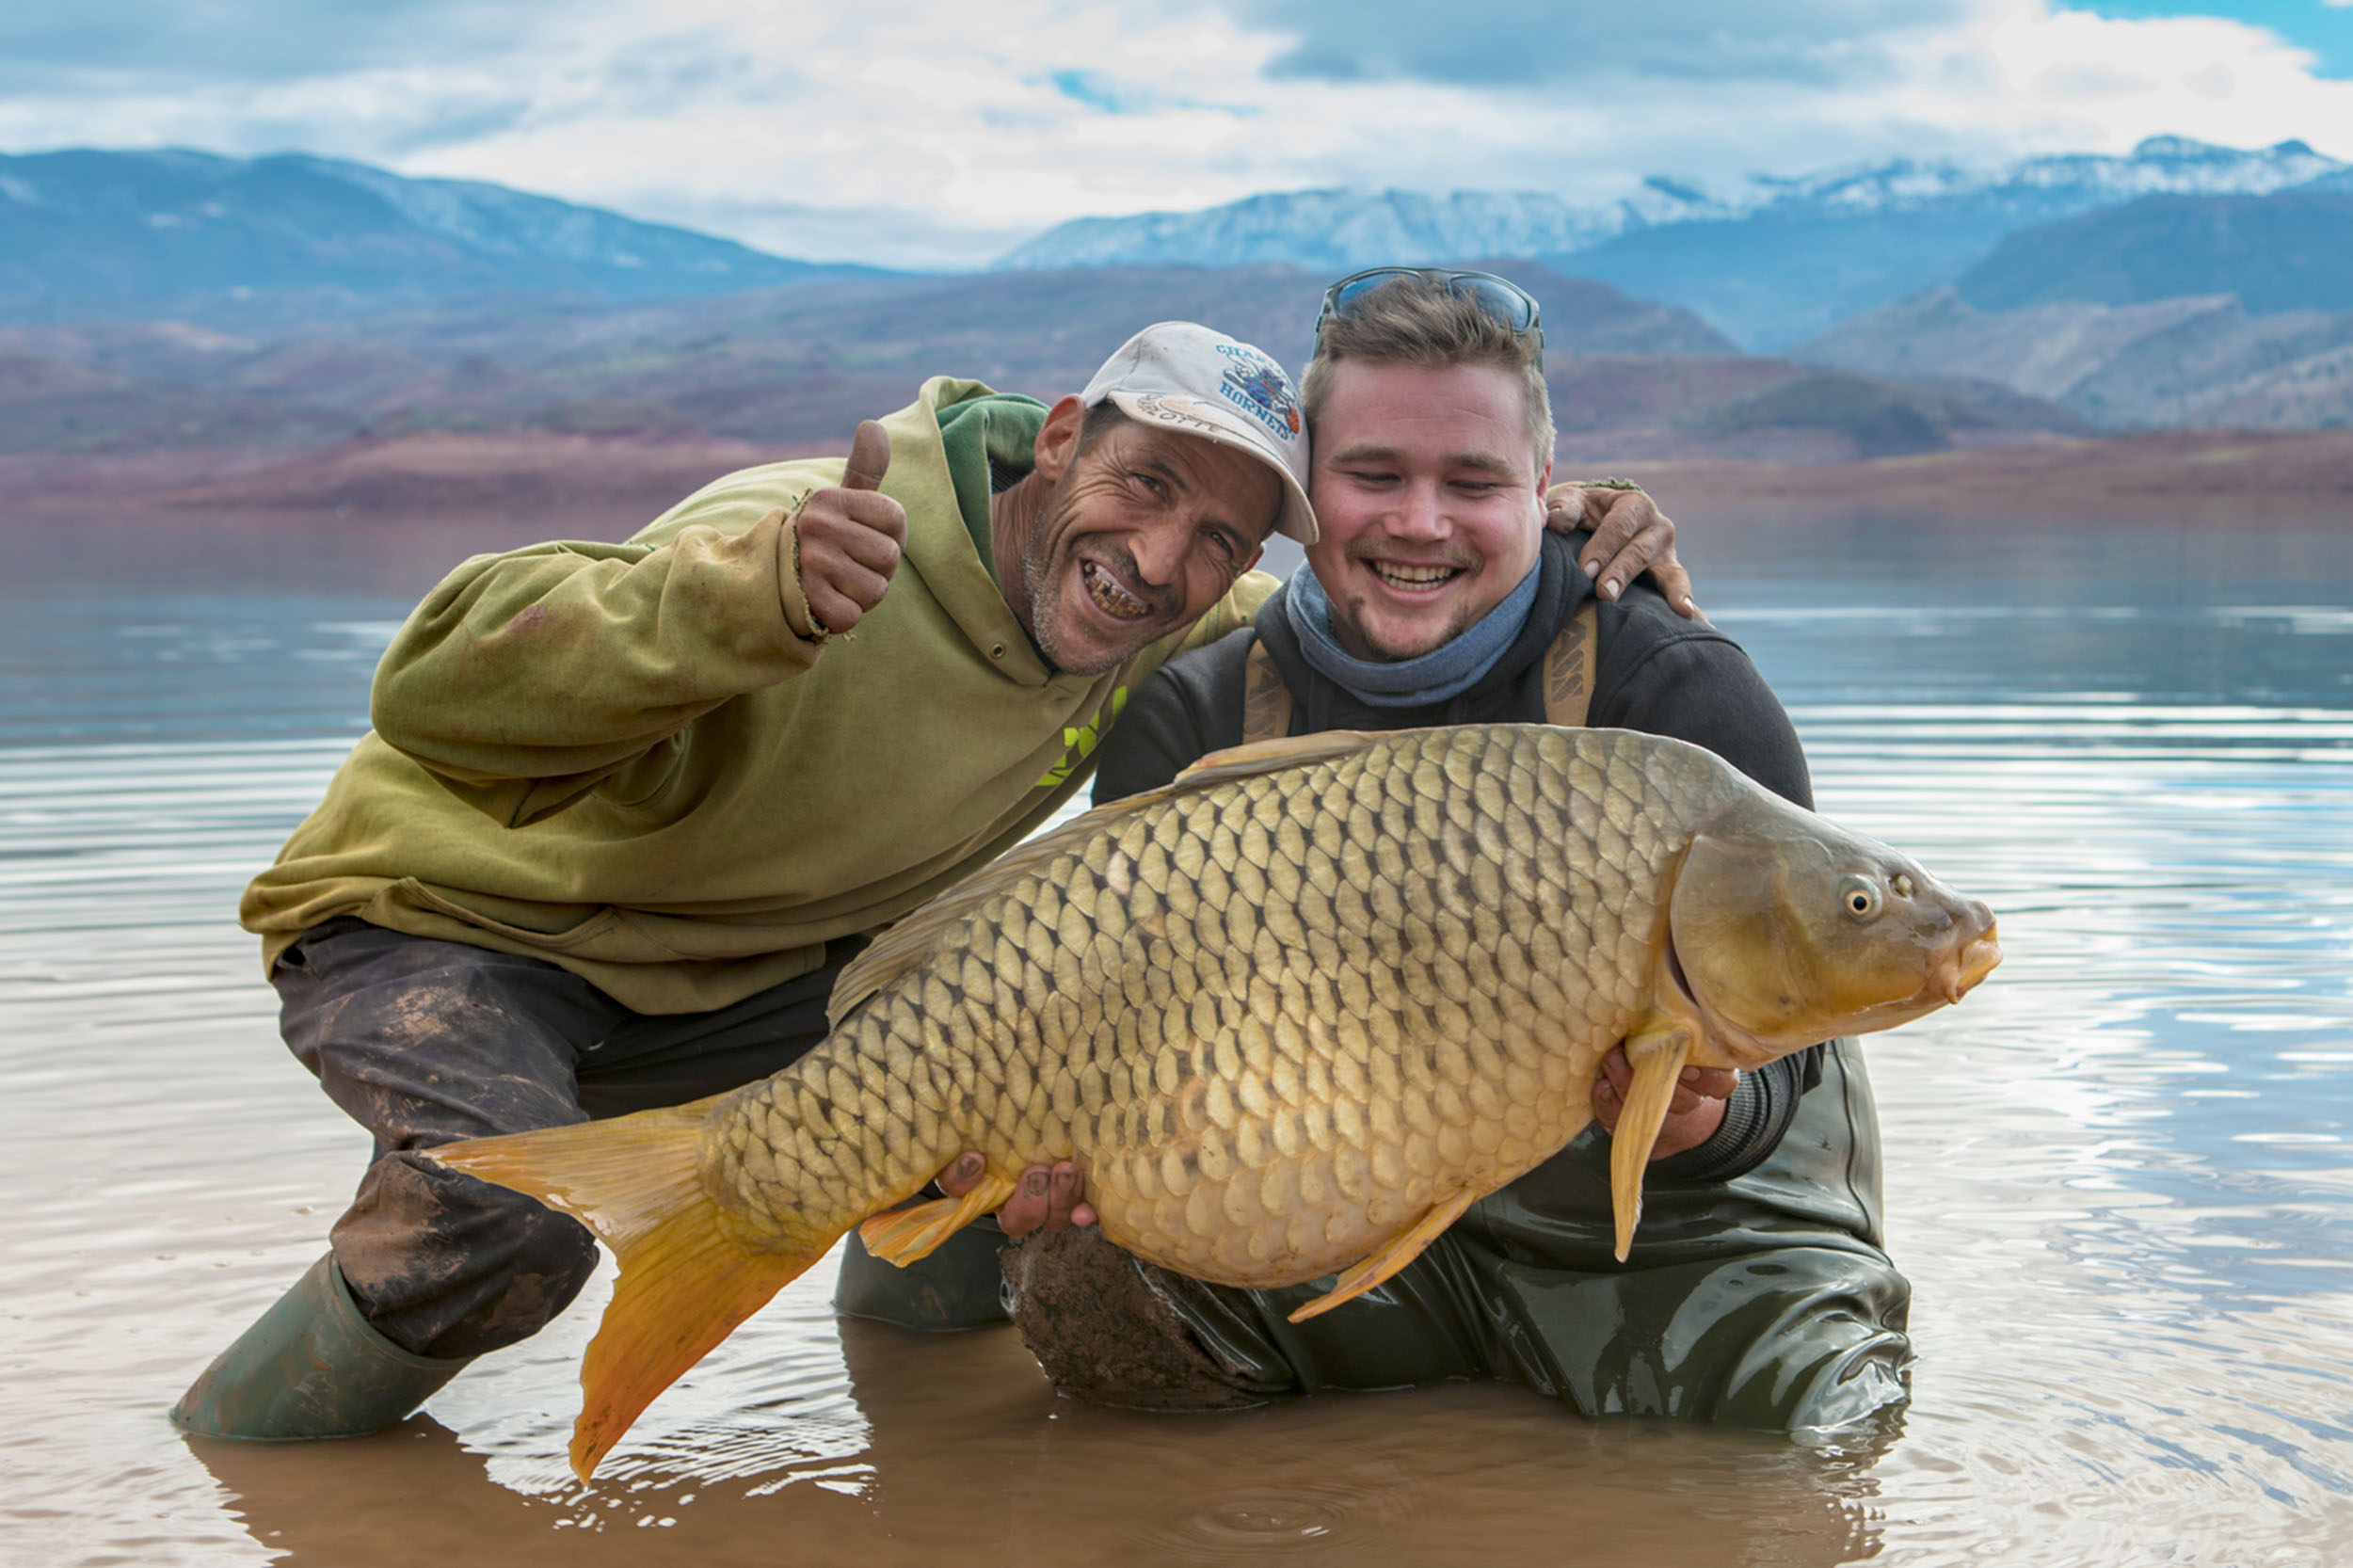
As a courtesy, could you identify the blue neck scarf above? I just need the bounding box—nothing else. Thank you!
[1284,560,1542,708]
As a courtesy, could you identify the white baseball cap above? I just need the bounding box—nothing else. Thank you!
[1080,322,1318,544]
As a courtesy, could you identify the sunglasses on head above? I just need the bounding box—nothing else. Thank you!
[1313,267,1545,353]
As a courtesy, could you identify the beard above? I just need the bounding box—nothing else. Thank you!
[1020,502,1178,677]
[1329,550,1487,664]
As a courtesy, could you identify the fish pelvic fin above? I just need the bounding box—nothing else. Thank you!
[1287,1190,1478,1324]
[1610,1023,1697,1262]
[857,1170,1019,1266]
[425,1099,824,1482]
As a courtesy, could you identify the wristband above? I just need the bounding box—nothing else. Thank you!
[788,520,834,645]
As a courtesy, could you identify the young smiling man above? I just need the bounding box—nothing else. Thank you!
[180,318,1689,1443]
[1000,274,1915,1432]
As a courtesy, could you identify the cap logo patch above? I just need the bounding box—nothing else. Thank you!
[1214,343,1303,443]
[1128,392,1229,440]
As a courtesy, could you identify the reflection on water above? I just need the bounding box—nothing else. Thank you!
[3,508,2349,1566]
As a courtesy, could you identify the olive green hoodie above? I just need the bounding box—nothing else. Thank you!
[241,376,1275,1014]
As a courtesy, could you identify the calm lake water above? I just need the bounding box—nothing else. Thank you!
[3,504,2348,1567]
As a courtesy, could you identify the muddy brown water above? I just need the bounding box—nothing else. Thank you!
[3,508,2348,1566]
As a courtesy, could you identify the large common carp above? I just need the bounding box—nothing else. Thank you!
[431,725,1999,1477]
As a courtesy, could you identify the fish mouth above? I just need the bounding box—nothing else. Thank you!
[1935,920,2003,1004]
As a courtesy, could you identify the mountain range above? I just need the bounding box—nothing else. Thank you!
[0,257,2084,492]
[1953,188,2353,315]
[3,136,2348,464]
[0,262,1734,455]
[0,149,882,328]
[1001,137,2345,350]
[1798,288,2353,431]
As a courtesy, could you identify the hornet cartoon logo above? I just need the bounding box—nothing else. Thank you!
[1214,344,1303,442]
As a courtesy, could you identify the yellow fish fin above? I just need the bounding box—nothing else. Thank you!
[856,1170,1019,1266]
[827,792,1180,1026]
[1610,1021,1698,1262]
[1173,728,1392,789]
[1286,1189,1478,1323]
[427,1100,832,1482]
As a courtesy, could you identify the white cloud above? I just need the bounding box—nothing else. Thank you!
[0,0,2345,268]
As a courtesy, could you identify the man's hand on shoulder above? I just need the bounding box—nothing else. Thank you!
[1545,480,1703,621]
[1592,1044,1737,1160]
[791,420,908,638]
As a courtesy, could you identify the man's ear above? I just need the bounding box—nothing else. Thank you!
[1032,395,1088,484]
[1525,451,1554,542]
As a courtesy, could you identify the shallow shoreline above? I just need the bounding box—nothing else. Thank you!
[1593,429,2353,520]
[7,426,2349,526]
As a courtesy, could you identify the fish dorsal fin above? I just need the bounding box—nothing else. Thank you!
[826,781,1197,1028]
[828,729,1399,1029]
[1172,728,1388,790]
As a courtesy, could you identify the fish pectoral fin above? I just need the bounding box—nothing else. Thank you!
[857,1171,1019,1267]
[1610,1023,1697,1263]
[1286,1190,1478,1324]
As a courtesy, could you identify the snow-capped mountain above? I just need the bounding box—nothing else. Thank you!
[1000,137,2340,271]
[995,137,2345,349]
[996,181,1738,274]
[1732,136,2339,219]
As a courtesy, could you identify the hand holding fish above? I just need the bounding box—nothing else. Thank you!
[1592,1045,1737,1160]
[951,1153,1096,1236]
[792,420,906,637]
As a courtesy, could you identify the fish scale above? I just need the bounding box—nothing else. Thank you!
[693,727,1696,1288]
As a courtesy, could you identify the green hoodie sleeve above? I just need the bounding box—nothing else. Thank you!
[370,504,822,826]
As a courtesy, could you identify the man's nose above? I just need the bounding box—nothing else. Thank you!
[1385,481,1447,540]
[1129,518,1189,584]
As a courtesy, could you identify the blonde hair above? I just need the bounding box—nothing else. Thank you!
[1302,275,1555,465]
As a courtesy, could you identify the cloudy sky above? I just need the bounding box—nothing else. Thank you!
[4,1,2349,267]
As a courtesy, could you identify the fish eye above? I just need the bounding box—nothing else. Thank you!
[1838,873,1884,921]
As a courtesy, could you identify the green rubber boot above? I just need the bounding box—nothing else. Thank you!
[833,1224,1011,1331]
[170,1254,470,1440]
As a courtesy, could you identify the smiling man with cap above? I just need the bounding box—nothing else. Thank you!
[181,319,1681,1444]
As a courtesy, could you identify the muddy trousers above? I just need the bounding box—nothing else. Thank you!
[274,917,884,1360]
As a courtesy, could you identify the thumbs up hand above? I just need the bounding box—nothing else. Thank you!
[791,420,907,638]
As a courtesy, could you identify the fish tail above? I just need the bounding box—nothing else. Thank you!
[428,1098,830,1481]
